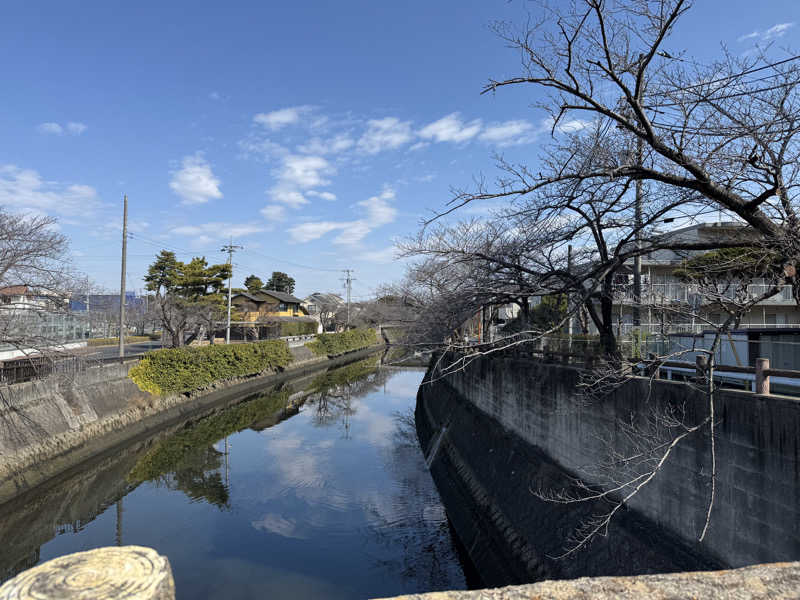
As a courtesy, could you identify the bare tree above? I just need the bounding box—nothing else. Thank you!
[0,209,86,367]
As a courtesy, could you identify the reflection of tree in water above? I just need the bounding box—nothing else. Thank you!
[128,388,292,509]
[307,358,391,436]
[149,445,230,509]
[366,408,468,593]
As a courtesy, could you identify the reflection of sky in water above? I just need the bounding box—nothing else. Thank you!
[31,368,467,600]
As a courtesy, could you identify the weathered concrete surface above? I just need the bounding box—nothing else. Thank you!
[0,344,382,506]
[417,355,800,588]
[0,546,174,599]
[376,562,800,600]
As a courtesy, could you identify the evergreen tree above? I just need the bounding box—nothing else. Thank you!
[265,271,295,294]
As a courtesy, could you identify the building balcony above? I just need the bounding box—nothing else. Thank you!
[614,284,795,306]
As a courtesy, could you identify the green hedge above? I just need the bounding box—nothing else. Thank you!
[306,328,377,357]
[129,339,293,395]
[280,320,317,336]
[88,336,150,347]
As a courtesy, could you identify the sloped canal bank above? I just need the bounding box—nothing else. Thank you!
[0,358,473,599]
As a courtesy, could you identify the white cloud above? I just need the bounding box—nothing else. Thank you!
[537,116,593,136]
[307,190,337,201]
[287,221,344,243]
[269,188,308,207]
[278,155,333,189]
[357,117,413,154]
[359,246,398,264]
[171,222,268,238]
[260,204,287,221]
[37,121,87,136]
[479,120,536,145]
[267,154,335,208]
[0,164,100,217]
[66,122,87,135]
[36,122,63,135]
[297,134,355,155]
[169,153,223,205]
[253,106,313,130]
[288,187,397,244]
[418,113,482,143]
[738,22,795,43]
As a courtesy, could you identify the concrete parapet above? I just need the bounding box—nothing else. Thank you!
[374,562,800,600]
[0,546,174,600]
[417,353,800,590]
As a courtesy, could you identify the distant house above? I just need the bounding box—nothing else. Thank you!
[228,290,316,339]
[0,285,67,311]
[231,290,310,321]
[302,292,344,316]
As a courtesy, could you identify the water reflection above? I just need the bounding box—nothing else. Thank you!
[0,360,469,599]
[367,409,470,591]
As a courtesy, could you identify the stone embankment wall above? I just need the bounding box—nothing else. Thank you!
[417,355,800,586]
[377,562,800,600]
[0,344,381,506]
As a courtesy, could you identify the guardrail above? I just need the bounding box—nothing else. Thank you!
[459,344,800,397]
[0,353,145,386]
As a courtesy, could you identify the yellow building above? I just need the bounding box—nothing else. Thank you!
[231,290,309,322]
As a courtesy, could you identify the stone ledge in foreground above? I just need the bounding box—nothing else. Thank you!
[374,562,800,600]
[0,546,174,600]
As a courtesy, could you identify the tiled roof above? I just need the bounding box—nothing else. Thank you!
[233,290,303,304]
[0,285,29,296]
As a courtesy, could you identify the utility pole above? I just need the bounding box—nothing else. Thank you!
[341,269,355,329]
[118,195,128,359]
[221,240,243,344]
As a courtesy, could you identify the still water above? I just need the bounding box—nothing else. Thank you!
[0,359,471,599]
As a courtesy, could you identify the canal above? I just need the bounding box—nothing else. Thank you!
[0,358,473,599]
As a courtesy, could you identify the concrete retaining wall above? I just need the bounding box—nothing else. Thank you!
[417,356,800,585]
[0,345,381,506]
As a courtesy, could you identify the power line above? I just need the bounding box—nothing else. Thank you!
[643,54,800,100]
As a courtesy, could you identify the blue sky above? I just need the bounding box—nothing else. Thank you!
[2,1,799,299]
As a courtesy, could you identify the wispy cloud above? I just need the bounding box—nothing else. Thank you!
[36,122,63,135]
[288,187,397,244]
[36,121,87,136]
[418,113,482,143]
[254,105,313,130]
[260,204,287,221]
[66,122,87,135]
[171,222,268,238]
[479,120,536,146]
[357,117,413,154]
[738,22,795,43]
[0,164,101,217]
[358,246,398,264]
[169,153,223,205]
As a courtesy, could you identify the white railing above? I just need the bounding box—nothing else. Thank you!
[615,284,794,305]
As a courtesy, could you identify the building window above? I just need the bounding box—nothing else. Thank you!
[279,303,287,311]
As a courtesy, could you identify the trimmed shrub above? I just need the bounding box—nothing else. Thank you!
[279,320,317,336]
[88,336,150,347]
[129,339,293,395]
[306,328,378,357]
